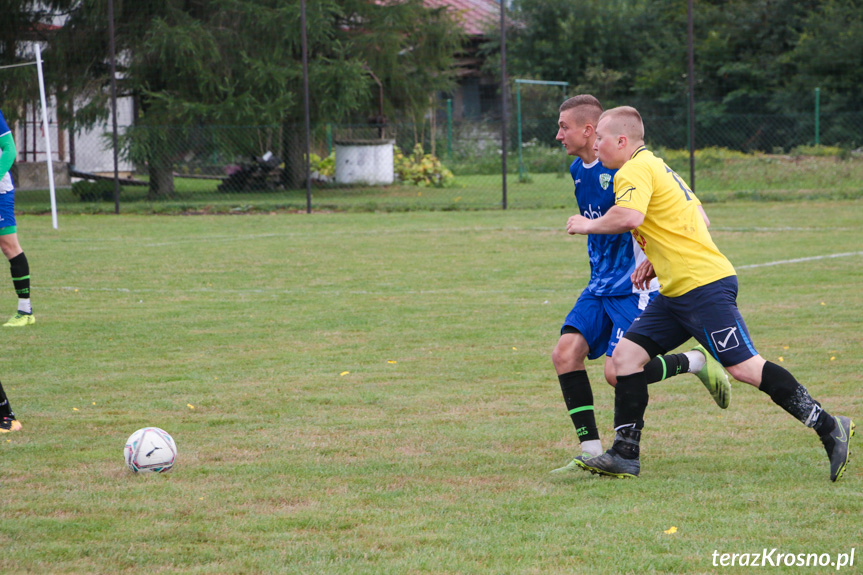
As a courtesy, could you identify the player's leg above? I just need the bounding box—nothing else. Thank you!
[725,354,854,482]
[550,292,610,473]
[575,337,651,478]
[678,276,853,482]
[597,291,649,387]
[576,294,690,478]
[645,345,730,408]
[604,293,730,408]
[0,379,21,433]
[0,227,33,327]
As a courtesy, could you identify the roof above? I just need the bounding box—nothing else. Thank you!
[424,0,501,37]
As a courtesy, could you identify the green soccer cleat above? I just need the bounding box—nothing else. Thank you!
[551,453,595,474]
[692,344,730,409]
[822,416,855,482]
[3,312,35,327]
[0,417,22,433]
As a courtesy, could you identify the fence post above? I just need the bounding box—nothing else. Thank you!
[686,89,695,191]
[562,85,568,173]
[446,98,452,160]
[814,87,820,146]
[516,82,524,181]
[500,0,507,210]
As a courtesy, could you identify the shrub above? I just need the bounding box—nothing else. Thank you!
[652,146,756,173]
[789,145,848,159]
[309,152,335,178]
[445,141,569,176]
[72,179,122,202]
[394,144,455,187]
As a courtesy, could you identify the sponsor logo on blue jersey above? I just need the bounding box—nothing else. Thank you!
[570,158,643,296]
[582,204,604,220]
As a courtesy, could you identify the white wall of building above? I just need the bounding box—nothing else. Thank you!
[71,96,135,175]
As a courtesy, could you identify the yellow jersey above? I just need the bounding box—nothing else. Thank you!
[613,147,735,297]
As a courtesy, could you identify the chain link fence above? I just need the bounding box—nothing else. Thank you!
[10,96,863,214]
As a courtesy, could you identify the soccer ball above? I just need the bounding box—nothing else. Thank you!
[124,427,177,473]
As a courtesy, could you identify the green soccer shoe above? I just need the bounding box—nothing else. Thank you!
[3,312,35,327]
[692,344,730,409]
[551,453,595,474]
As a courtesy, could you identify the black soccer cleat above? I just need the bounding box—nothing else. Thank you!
[575,449,640,478]
[574,427,641,478]
[821,416,855,482]
[0,416,22,433]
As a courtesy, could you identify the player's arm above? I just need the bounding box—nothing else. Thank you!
[698,205,710,228]
[566,205,644,236]
[0,132,17,180]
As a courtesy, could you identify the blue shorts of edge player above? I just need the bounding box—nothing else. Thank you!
[561,288,654,361]
[0,189,17,234]
[625,276,758,367]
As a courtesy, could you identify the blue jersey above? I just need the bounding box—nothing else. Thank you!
[570,157,651,296]
[0,110,13,192]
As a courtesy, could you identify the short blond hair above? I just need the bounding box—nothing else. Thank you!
[598,106,644,142]
[559,95,603,126]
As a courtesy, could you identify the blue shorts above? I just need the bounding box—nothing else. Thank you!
[561,289,654,360]
[0,189,16,231]
[625,275,758,367]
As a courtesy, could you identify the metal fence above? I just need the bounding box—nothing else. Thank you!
[10,102,863,214]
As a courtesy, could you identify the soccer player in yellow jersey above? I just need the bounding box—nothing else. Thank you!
[549,95,730,475]
[565,106,854,482]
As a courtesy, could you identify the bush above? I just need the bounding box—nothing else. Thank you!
[394,144,455,187]
[72,179,122,202]
[789,145,848,159]
[446,140,570,176]
[654,146,750,170]
[309,152,335,178]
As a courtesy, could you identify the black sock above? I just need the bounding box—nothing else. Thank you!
[643,353,690,384]
[759,361,833,435]
[613,372,648,430]
[612,427,641,459]
[0,380,14,419]
[557,370,599,442]
[9,252,30,307]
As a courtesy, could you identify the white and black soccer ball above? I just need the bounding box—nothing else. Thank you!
[124,427,177,473]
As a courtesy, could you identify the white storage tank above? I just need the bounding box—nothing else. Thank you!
[335,139,395,185]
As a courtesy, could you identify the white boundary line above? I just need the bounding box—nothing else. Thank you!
[36,251,863,295]
[736,251,863,269]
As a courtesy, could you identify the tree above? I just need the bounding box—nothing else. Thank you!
[0,1,77,123]
[504,0,834,150]
[506,0,663,108]
[48,0,463,196]
[336,0,463,122]
[782,0,863,111]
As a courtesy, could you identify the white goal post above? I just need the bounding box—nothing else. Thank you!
[0,43,59,229]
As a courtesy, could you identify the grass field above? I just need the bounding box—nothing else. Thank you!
[15,153,863,214]
[2,200,862,573]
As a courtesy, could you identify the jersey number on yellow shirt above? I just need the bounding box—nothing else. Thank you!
[665,166,693,200]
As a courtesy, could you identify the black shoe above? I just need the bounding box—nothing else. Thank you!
[575,428,641,478]
[821,416,855,482]
[0,416,22,433]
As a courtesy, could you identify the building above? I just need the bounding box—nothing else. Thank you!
[425,0,503,120]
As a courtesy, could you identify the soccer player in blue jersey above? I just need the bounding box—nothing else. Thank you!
[550,95,730,473]
[569,105,853,481]
[0,108,34,327]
